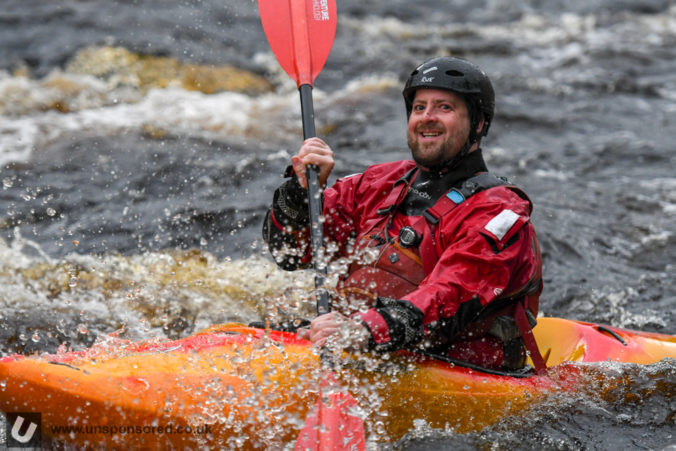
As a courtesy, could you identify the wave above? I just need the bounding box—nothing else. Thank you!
[0,67,401,167]
[0,232,314,356]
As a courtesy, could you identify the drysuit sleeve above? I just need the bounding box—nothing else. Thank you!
[355,188,540,353]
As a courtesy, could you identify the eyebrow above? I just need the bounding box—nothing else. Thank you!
[413,97,460,107]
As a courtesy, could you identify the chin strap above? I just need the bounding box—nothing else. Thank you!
[428,138,479,174]
[454,138,475,164]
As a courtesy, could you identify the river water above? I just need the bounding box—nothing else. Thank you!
[1,0,675,449]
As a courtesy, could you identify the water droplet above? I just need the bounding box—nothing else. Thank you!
[68,276,78,288]
[46,208,57,217]
[200,238,208,246]
[2,178,13,188]
[375,421,386,434]
[31,332,41,342]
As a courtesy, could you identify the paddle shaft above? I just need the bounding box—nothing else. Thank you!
[299,84,330,315]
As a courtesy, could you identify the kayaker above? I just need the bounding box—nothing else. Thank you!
[262,56,543,370]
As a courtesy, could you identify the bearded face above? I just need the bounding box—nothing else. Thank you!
[406,88,474,170]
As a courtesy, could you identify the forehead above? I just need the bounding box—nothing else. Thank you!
[412,88,465,105]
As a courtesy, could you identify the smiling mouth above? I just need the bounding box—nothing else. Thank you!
[420,131,442,138]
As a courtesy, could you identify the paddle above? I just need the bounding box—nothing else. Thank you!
[258,1,366,449]
[259,0,333,315]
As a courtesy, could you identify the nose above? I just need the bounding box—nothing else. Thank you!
[421,106,437,121]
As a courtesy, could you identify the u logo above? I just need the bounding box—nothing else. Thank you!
[5,412,42,448]
[11,416,38,443]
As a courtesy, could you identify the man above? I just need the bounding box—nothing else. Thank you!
[262,57,544,371]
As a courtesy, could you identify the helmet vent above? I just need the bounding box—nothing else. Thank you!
[446,70,464,77]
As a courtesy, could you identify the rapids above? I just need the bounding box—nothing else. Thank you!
[0,0,674,449]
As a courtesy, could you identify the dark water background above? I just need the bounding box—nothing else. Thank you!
[1,0,675,449]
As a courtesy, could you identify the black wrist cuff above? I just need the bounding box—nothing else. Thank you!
[372,297,424,352]
[273,177,309,226]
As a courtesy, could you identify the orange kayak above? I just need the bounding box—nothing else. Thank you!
[0,317,674,449]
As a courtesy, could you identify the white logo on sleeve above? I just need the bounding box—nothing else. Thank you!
[485,209,520,240]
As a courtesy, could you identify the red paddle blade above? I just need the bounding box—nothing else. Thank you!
[295,377,366,451]
[258,0,337,87]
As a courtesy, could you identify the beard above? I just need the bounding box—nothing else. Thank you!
[408,130,467,170]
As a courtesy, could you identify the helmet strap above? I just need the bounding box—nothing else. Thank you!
[448,138,475,168]
[425,138,476,174]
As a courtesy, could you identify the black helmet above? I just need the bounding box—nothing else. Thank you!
[403,57,495,142]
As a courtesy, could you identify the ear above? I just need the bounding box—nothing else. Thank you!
[475,116,486,135]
